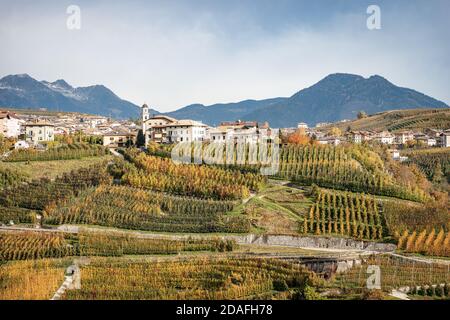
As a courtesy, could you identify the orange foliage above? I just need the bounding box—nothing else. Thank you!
[287,129,310,145]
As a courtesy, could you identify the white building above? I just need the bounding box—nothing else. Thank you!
[24,121,55,144]
[441,132,450,148]
[297,122,308,129]
[427,137,437,147]
[351,132,363,144]
[80,115,108,128]
[166,120,207,143]
[208,121,271,144]
[390,149,400,160]
[102,130,136,147]
[415,134,437,147]
[141,104,178,144]
[317,137,341,146]
[208,128,234,142]
[346,131,372,144]
[0,111,21,138]
[145,116,177,144]
[233,127,261,144]
[394,131,414,144]
[373,131,395,144]
[14,140,30,149]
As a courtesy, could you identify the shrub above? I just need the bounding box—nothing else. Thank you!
[273,279,289,292]
[435,285,444,297]
[426,285,434,296]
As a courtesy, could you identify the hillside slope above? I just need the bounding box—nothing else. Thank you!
[322,108,450,132]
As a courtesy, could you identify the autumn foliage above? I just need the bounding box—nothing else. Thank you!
[122,150,264,200]
[397,229,450,257]
[287,128,311,145]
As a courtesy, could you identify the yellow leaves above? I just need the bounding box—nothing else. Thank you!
[61,257,311,300]
[45,185,241,233]
[397,230,409,249]
[307,189,384,240]
[328,127,342,137]
[405,231,417,251]
[414,229,427,252]
[0,259,66,300]
[122,153,263,200]
[0,232,69,261]
[397,228,450,257]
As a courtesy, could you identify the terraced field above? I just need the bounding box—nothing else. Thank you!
[63,256,316,300]
[322,108,450,132]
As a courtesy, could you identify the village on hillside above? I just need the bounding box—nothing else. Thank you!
[1,105,449,301]
[1,106,449,156]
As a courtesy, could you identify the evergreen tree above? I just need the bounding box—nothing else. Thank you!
[136,129,146,147]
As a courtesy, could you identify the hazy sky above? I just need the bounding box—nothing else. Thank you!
[0,0,449,111]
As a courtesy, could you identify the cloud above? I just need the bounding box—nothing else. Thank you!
[0,0,448,111]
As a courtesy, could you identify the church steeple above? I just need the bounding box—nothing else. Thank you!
[141,103,150,146]
[142,103,150,121]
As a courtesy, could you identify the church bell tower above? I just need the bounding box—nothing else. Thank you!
[142,104,150,146]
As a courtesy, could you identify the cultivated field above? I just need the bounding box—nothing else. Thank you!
[0,142,448,300]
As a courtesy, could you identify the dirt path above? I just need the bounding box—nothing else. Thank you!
[50,257,89,300]
[51,265,78,300]
[242,192,256,204]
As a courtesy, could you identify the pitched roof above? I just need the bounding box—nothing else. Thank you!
[148,115,177,122]
[24,120,55,127]
[103,130,136,137]
[166,119,207,127]
[0,111,19,120]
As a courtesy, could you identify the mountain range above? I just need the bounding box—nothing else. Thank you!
[0,74,143,119]
[163,98,286,127]
[164,73,449,127]
[0,73,448,126]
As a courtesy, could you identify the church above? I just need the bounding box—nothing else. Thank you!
[141,104,207,145]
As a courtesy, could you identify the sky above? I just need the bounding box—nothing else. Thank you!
[0,0,449,112]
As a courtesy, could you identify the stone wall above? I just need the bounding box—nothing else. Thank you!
[226,234,396,252]
[57,225,396,252]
